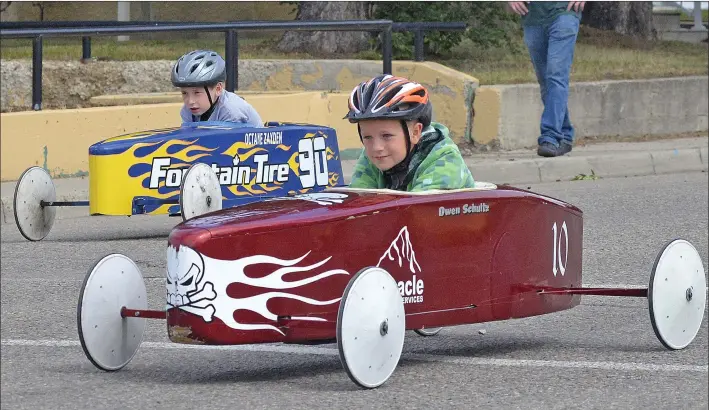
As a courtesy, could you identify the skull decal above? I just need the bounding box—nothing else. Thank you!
[166,244,217,322]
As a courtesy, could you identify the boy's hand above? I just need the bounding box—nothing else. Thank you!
[508,1,529,15]
[567,1,585,12]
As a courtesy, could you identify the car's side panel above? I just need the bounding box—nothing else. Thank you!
[165,188,582,345]
[88,123,344,216]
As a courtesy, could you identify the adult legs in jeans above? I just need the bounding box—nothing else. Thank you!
[524,14,579,148]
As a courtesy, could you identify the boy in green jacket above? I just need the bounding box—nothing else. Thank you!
[345,74,475,192]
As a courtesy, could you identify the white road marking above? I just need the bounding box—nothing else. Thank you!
[405,354,708,373]
[2,339,706,373]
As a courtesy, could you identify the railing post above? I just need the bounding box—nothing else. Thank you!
[692,1,707,31]
[233,31,239,91]
[414,29,424,62]
[382,26,393,75]
[225,30,238,92]
[32,35,43,111]
[81,36,91,61]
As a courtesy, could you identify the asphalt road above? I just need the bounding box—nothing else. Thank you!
[2,172,707,410]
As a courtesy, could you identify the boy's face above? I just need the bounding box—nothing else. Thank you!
[359,119,423,171]
[180,83,223,116]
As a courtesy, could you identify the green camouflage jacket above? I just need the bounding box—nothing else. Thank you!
[349,122,475,192]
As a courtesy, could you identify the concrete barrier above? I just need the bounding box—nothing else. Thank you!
[472,76,709,149]
[2,59,479,143]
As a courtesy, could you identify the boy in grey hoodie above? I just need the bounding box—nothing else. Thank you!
[172,49,263,127]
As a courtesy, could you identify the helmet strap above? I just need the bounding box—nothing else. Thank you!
[401,120,412,154]
[198,85,219,122]
[380,121,417,190]
[205,86,214,107]
[392,120,415,171]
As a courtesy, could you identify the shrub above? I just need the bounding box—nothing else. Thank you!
[372,2,523,59]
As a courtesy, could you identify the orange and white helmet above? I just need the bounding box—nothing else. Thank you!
[344,74,433,127]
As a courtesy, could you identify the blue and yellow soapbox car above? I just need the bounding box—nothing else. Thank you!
[13,121,345,241]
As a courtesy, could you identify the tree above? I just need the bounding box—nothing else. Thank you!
[32,1,50,21]
[582,1,655,39]
[0,2,12,14]
[277,1,374,54]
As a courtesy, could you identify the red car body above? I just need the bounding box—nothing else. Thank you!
[165,184,583,345]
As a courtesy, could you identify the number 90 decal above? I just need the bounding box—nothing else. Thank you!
[298,137,329,189]
[552,221,568,276]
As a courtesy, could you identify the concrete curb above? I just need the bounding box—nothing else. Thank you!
[2,144,706,225]
[466,146,707,185]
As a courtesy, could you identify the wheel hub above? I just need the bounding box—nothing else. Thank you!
[380,320,388,336]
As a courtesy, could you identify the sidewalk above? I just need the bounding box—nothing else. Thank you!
[2,136,707,224]
[463,136,708,185]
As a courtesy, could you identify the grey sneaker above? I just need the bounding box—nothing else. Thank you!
[537,141,572,157]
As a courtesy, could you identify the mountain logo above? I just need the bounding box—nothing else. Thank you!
[377,226,424,304]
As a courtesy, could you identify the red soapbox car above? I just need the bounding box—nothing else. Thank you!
[77,168,707,389]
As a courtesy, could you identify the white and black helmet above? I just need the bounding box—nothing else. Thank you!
[171,50,226,88]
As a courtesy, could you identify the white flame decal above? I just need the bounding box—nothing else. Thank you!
[167,245,350,335]
[265,192,348,206]
[377,226,421,274]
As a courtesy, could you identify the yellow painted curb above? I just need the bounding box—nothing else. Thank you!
[0,94,362,181]
[0,104,180,181]
[471,87,502,146]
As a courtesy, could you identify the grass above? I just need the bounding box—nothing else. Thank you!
[443,26,708,84]
[1,26,707,85]
[680,9,709,21]
[0,36,321,61]
[571,170,600,181]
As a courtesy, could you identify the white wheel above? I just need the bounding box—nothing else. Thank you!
[414,327,443,337]
[77,253,147,371]
[648,239,707,350]
[337,266,406,389]
[180,163,222,221]
[13,166,56,241]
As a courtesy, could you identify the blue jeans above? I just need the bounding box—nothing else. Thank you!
[523,14,580,147]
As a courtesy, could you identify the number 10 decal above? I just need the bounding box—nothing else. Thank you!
[552,221,568,276]
[298,136,329,189]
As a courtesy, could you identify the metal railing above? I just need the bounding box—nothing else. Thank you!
[0,20,467,111]
[1,20,467,62]
[392,22,467,61]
